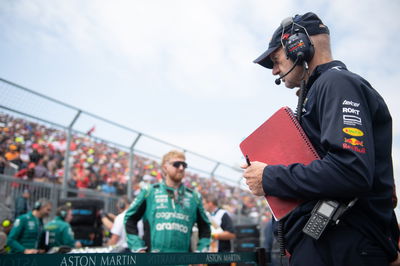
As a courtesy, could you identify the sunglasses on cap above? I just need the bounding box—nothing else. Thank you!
[171,161,188,169]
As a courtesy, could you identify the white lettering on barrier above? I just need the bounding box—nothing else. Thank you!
[100,255,136,265]
[60,257,67,266]
[0,257,39,266]
[223,254,241,261]
[206,254,223,263]
[58,255,137,266]
[59,256,96,266]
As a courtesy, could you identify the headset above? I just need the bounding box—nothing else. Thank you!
[117,200,126,210]
[281,16,314,65]
[33,198,51,211]
[56,205,70,219]
[117,196,130,210]
[33,200,42,210]
[274,16,315,86]
[60,210,67,219]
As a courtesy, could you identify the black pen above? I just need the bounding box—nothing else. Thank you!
[245,155,251,166]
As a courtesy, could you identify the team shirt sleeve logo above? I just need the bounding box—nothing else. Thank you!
[341,100,366,154]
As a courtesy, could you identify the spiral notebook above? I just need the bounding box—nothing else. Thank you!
[240,106,320,221]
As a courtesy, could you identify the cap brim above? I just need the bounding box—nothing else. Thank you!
[253,46,279,69]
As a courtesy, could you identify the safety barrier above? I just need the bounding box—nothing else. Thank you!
[0,174,119,217]
[0,250,267,266]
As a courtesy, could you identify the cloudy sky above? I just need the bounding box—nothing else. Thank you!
[0,0,400,196]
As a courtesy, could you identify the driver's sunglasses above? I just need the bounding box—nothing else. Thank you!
[171,161,188,169]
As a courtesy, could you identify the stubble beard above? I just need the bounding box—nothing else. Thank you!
[169,172,184,184]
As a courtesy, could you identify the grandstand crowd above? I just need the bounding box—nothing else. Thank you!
[0,112,272,253]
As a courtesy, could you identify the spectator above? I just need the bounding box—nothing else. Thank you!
[12,162,35,189]
[74,165,90,189]
[28,145,41,164]
[101,178,117,195]
[115,182,127,196]
[0,112,265,236]
[125,150,211,253]
[14,189,30,219]
[5,144,20,162]
[33,158,49,182]
[7,198,52,254]
[0,151,7,174]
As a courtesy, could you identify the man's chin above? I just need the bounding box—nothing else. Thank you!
[171,175,184,183]
[283,80,296,89]
[285,80,299,89]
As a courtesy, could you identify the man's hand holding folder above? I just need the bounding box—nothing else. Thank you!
[241,160,267,196]
[239,107,320,220]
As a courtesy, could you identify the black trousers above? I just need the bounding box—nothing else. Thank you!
[289,223,389,266]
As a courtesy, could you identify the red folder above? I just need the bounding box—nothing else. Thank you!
[240,107,320,220]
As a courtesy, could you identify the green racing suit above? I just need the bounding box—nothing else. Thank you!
[7,212,44,253]
[125,182,211,252]
[44,216,75,248]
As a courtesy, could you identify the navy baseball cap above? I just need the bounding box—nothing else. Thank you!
[254,12,329,69]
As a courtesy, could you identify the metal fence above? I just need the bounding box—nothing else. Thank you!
[0,174,119,219]
[1,173,268,253]
[0,77,243,200]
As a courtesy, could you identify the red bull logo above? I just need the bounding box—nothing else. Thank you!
[344,138,363,146]
[343,143,366,154]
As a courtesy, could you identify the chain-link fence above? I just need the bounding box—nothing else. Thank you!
[0,77,244,197]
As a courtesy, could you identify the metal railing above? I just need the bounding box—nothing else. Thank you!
[0,174,119,218]
[0,175,278,264]
[0,77,243,201]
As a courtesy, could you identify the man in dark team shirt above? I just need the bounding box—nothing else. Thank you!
[203,195,236,253]
[243,12,400,265]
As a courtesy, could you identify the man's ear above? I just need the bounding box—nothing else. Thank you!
[161,163,167,174]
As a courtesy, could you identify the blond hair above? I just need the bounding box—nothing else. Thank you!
[161,150,186,166]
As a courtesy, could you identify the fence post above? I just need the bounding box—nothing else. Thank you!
[62,110,81,199]
[210,162,220,178]
[128,133,142,201]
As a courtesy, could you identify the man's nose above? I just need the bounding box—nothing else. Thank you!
[272,65,279,76]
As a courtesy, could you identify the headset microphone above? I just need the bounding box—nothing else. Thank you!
[274,53,303,85]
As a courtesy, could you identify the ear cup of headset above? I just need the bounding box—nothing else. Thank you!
[284,32,314,64]
[60,210,67,219]
[34,201,42,210]
[117,200,126,210]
